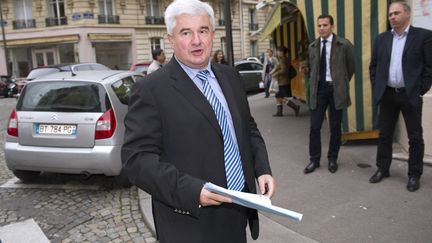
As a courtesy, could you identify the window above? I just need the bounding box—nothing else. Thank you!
[99,0,119,23]
[150,38,164,52]
[59,44,75,64]
[220,37,226,56]
[112,77,135,105]
[145,0,164,24]
[219,1,225,26]
[146,0,160,17]
[46,0,67,26]
[250,41,258,57]
[14,0,35,29]
[249,8,258,31]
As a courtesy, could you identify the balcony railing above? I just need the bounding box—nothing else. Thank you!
[218,19,225,26]
[13,19,36,29]
[98,15,120,24]
[45,17,68,27]
[249,23,259,31]
[145,16,164,25]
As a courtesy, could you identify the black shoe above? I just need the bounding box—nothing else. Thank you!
[304,162,320,174]
[287,100,300,116]
[407,177,420,192]
[369,169,389,183]
[328,161,338,173]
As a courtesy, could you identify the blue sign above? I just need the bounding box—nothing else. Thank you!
[72,13,82,21]
[83,11,94,19]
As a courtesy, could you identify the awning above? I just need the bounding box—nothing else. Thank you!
[260,3,281,40]
[3,34,79,47]
[87,33,132,42]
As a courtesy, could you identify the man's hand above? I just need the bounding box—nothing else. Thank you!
[199,188,232,207]
[257,174,275,198]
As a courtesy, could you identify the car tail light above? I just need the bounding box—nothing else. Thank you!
[7,108,18,137]
[95,108,117,139]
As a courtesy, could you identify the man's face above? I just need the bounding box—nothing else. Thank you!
[157,51,166,63]
[388,3,411,31]
[317,17,333,39]
[168,14,214,69]
[267,50,273,57]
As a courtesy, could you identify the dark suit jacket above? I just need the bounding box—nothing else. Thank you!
[121,58,272,243]
[370,26,432,106]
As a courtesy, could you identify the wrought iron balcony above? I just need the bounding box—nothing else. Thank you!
[145,16,164,25]
[45,17,68,27]
[98,15,120,24]
[249,23,259,31]
[12,19,36,29]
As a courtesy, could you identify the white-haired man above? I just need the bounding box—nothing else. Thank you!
[121,0,275,242]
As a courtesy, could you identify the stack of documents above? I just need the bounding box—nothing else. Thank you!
[204,183,303,222]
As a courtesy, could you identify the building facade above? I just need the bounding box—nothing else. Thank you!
[0,0,272,78]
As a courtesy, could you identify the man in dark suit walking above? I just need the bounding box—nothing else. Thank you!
[369,0,432,192]
[121,0,275,242]
[303,14,355,174]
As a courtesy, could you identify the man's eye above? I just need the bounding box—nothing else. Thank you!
[181,32,191,36]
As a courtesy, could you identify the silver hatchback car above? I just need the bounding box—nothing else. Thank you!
[4,70,142,185]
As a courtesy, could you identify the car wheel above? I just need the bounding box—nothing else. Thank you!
[114,170,132,188]
[13,170,41,182]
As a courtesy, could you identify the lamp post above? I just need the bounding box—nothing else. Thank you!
[0,0,9,76]
[223,0,234,66]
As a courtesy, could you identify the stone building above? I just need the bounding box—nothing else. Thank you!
[0,0,272,78]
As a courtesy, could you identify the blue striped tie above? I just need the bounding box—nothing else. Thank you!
[197,70,245,191]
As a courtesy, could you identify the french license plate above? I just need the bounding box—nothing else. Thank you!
[36,124,77,135]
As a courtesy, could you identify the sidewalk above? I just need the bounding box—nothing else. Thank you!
[137,93,432,243]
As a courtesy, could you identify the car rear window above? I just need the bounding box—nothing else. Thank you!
[17,81,110,112]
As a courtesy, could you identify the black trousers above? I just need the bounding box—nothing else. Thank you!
[309,84,343,164]
[376,87,424,178]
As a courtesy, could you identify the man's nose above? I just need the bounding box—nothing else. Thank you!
[191,33,202,45]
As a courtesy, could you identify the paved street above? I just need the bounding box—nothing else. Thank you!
[2,93,432,243]
[0,98,156,243]
[247,94,432,243]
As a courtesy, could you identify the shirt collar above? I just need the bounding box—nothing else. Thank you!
[175,55,215,80]
[391,25,410,37]
[321,33,333,43]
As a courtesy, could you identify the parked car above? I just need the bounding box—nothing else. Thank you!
[16,63,111,94]
[246,57,262,64]
[130,61,151,75]
[234,60,264,92]
[4,70,142,186]
[0,76,18,98]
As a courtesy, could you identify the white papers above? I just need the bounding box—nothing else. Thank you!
[204,182,303,222]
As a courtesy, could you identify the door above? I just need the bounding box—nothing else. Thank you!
[32,48,58,68]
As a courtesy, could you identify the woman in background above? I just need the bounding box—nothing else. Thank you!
[212,49,227,65]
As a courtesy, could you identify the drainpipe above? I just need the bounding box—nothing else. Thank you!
[0,0,9,77]
[239,0,244,58]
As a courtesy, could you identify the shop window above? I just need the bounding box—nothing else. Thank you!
[59,44,75,64]
[94,42,131,70]
[46,0,67,27]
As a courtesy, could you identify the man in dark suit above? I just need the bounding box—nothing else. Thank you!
[303,14,355,174]
[369,0,432,192]
[121,0,275,242]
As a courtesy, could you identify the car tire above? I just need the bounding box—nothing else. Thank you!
[13,170,41,182]
[114,170,132,188]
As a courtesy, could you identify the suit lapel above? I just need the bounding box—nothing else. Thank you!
[166,59,222,137]
[403,26,416,56]
[384,31,393,57]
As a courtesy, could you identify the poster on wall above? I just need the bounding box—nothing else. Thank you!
[412,0,432,30]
